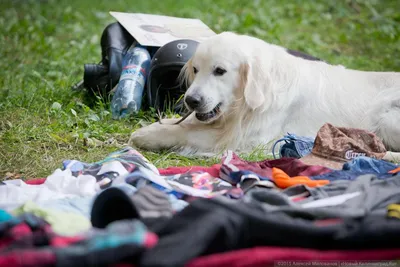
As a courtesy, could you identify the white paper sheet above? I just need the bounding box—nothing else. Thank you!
[110,12,216,47]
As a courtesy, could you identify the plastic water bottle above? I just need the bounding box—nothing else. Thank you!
[111,43,151,119]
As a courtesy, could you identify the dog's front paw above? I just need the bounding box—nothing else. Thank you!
[128,123,159,150]
[128,122,181,151]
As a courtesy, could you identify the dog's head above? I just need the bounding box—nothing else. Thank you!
[180,32,272,123]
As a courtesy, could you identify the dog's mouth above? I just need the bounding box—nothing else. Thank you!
[195,103,222,122]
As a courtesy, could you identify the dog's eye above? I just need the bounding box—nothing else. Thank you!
[214,67,226,76]
[193,67,198,74]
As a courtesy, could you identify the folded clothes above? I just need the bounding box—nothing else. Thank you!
[62,147,160,189]
[272,133,315,159]
[343,156,398,173]
[299,123,391,170]
[111,165,243,200]
[0,212,157,267]
[12,201,91,236]
[220,150,333,184]
[0,168,98,212]
[311,156,398,181]
[23,148,398,192]
[271,167,330,188]
[91,185,176,229]
[159,165,221,178]
[35,196,93,218]
[139,196,400,267]
[23,155,400,187]
[245,173,400,219]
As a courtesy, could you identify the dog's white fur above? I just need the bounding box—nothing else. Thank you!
[129,31,400,156]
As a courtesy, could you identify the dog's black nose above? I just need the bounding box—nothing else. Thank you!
[185,94,202,109]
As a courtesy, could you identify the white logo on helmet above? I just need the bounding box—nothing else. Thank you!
[177,43,188,50]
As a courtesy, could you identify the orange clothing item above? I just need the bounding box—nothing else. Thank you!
[271,167,330,189]
[388,167,400,174]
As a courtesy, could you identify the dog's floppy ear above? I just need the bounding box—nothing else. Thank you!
[239,59,267,110]
[179,58,195,88]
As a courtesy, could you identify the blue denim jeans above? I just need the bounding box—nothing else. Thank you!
[311,156,398,181]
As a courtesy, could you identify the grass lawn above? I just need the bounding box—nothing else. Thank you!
[0,0,399,179]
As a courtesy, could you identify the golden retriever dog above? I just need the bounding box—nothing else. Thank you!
[128,32,400,156]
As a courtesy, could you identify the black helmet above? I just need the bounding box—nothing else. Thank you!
[147,39,199,113]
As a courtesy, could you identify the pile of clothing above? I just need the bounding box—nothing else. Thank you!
[1,123,400,267]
